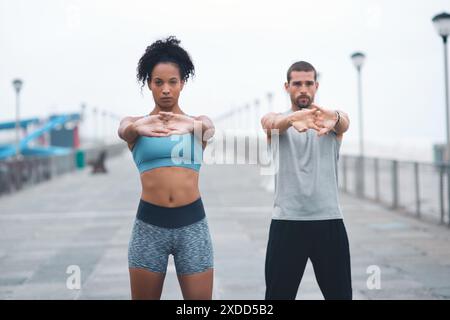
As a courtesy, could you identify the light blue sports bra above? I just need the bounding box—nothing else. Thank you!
[132,133,203,174]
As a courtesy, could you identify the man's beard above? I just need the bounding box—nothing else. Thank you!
[295,95,313,109]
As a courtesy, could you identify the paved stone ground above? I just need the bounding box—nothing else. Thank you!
[0,151,449,300]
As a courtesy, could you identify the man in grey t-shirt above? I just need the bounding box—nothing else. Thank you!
[261,61,352,300]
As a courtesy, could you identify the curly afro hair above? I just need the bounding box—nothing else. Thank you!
[137,36,195,88]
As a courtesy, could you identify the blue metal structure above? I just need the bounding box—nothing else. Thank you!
[0,113,81,159]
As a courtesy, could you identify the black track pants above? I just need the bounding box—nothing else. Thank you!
[264,219,352,300]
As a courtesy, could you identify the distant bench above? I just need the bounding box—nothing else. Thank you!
[87,150,107,174]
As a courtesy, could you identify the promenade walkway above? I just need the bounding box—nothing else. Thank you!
[0,151,449,299]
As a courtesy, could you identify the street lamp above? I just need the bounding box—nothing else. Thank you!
[12,79,23,158]
[254,99,260,131]
[102,110,107,141]
[351,52,366,197]
[350,52,366,157]
[432,12,450,161]
[267,92,273,113]
[92,107,98,142]
[80,103,86,122]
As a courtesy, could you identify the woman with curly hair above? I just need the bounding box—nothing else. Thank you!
[118,36,215,300]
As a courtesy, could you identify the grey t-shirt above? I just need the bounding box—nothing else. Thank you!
[271,109,343,221]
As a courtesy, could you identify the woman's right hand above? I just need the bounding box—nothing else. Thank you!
[133,115,170,137]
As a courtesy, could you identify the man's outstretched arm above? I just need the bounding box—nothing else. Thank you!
[261,112,292,137]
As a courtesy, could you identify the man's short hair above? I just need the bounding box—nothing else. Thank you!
[286,61,317,82]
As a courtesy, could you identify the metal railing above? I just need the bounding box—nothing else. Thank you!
[0,143,127,197]
[339,155,450,227]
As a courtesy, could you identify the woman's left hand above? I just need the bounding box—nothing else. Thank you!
[159,111,195,135]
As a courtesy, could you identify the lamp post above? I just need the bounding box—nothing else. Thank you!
[102,110,107,142]
[92,107,99,142]
[432,12,450,226]
[267,92,273,114]
[351,52,366,197]
[79,103,86,144]
[350,52,366,157]
[254,99,260,131]
[432,12,450,161]
[80,103,86,122]
[12,79,23,158]
[109,112,116,140]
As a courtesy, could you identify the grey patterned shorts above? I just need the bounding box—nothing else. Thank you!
[128,215,214,275]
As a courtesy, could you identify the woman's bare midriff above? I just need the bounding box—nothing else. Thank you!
[139,167,200,207]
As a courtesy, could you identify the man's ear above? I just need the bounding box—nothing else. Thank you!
[315,81,319,91]
[284,82,289,92]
